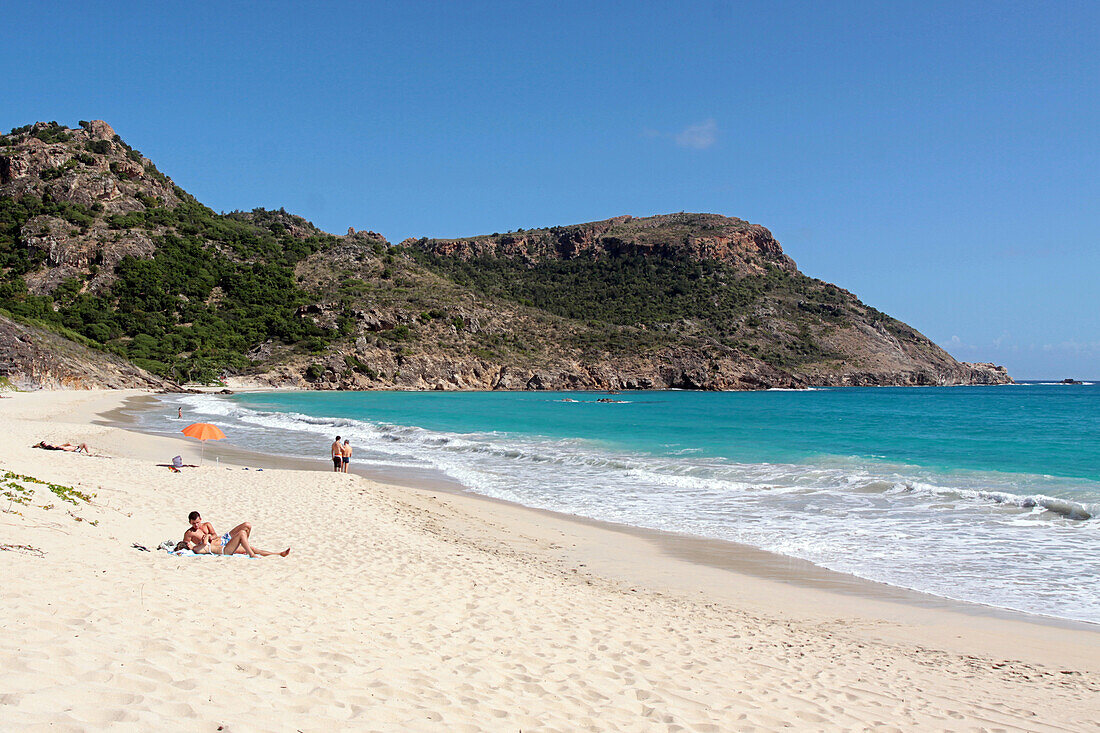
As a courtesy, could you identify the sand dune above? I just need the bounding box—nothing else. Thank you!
[1,390,1098,731]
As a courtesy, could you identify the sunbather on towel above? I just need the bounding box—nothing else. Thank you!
[182,511,290,557]
[34,441,90,453]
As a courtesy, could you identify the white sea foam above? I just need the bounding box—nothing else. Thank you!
[154,393,1100,624]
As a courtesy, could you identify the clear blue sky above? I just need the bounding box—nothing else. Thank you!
[4,1,1098,378]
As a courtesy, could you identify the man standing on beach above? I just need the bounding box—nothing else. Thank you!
[331,436,343,472]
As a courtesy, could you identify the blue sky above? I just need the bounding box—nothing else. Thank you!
[4,1,1098,378]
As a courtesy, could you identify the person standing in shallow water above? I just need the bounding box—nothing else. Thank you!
[331,435,343,472]
[341,439,352,473]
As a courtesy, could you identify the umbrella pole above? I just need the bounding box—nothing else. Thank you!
[200,440,205,466]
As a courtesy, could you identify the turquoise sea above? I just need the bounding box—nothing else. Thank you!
[147,383,1100,624]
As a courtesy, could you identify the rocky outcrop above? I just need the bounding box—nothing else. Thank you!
[1,121,181,214]
[257,342,1013,392]
[262,344,805,392]
[0,314,178,391]
[19,215,156,294]
[958,362,1013,385]
[227,208,327,241]
[0,122,187,294]
[405,213,797,276]
[805,365,1012,388]
[777,318,1015,387]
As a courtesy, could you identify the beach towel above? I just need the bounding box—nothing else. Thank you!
[156,539,245,557]
[170,550,246,558]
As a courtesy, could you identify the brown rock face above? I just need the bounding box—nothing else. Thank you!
[274,342,808,393]
[0,122,184,294]
[0,121,181,214]
[0,313,178,391]
[409,213,797,275]
[20,216,156,295]
[958,362,1013,385]
[84,120,116,140]
[280,340,1013,392]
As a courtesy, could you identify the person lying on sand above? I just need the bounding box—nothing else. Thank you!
[33,441,90,453]
[182,511,290,558]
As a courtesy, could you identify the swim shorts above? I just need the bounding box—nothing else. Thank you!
[333,456,342,468]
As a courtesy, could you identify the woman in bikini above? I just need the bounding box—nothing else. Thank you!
[34,441,90,453]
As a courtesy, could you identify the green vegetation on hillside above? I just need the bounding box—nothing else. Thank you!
[0,196,96,272]
[0,192,348,383]
[7,122,73,145]
[412,250,784,323]
[407,248,873,368]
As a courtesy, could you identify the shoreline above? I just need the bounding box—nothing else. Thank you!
[108,391,1098,634]
[3,388,1099,729]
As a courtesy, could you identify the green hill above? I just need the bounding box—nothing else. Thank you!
[0,121,1010,390]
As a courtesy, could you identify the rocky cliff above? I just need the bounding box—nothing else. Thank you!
[0,313,177,390]
[403,213,797,276]
[1,121,187,298]
[0,120,1012,391]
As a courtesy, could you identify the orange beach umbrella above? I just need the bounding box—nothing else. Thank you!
[181,422,226,464]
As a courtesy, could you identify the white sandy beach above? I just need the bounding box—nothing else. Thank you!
[1,389,1098,731]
